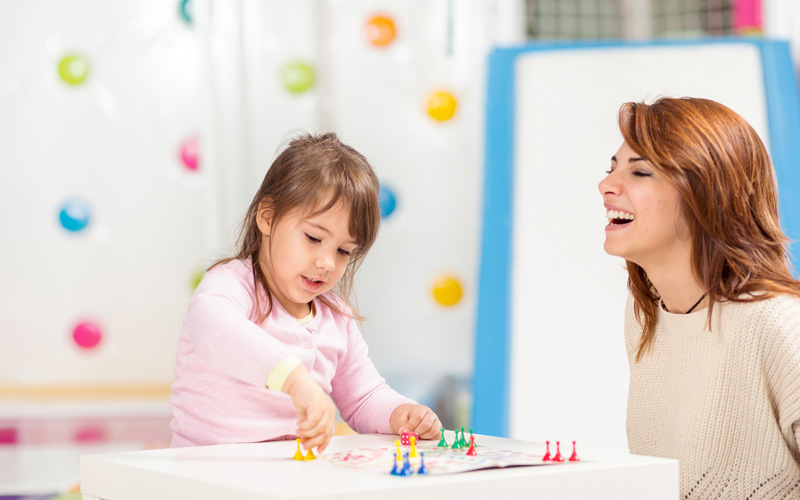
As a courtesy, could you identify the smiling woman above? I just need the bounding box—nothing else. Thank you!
[599,97,800,499]
[600,141,689,277]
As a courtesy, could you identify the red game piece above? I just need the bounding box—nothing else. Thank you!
[466,435,477,456]
[552,441,564,462]
[400,432,419,446]
[542,440,551,461]
[569,440,580,462]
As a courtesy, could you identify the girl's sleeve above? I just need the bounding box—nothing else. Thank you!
[183,266,295,388]
[329,318,415,434]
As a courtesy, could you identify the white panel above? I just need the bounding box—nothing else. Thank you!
[509,44,768,451]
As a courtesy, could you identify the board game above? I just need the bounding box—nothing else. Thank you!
[311,429,581,476]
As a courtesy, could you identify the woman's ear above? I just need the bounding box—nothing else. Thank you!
[255,199,273,236]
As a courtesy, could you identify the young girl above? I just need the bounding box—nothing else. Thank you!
[599,97,800,498]
[169,132,441,453]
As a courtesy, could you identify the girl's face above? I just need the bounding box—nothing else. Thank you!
[598,142,691,269]
[256,201,357,319]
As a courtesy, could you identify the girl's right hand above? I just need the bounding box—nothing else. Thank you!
[282,365,336,453]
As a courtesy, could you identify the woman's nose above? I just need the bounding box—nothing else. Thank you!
[598,172,619,196]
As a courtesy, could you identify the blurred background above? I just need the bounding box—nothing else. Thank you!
[1,0,799,498]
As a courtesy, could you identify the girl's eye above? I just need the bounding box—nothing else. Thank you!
[605,169,613,174]
[338,248,352,257]
[305,233,320,243]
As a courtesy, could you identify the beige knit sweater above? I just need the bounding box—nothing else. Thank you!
[625,293,800,499]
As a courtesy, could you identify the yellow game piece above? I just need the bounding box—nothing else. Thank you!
[293,438,304,461]
[409,435,419,458]
[304,448,316,461]
[395,440,402,457]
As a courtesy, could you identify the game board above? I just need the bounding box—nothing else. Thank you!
[313,432,580,476]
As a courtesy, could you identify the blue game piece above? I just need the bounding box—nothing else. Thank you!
[417,452,429,475]
[400,451,413,476]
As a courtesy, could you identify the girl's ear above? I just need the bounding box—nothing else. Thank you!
[255,199,274,236]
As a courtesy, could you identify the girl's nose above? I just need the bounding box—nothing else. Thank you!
[315,250,335,271]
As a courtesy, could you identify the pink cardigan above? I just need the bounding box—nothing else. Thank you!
[169,258,413,447]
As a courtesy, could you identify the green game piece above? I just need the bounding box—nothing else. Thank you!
[469,427,477,447]
[437,428,448,447]
[459,426,468,447]
[451,431,462,450]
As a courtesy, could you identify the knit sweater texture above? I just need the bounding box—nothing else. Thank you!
[169,258,413,447]
[625,293,800,499]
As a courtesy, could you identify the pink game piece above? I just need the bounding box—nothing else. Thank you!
[542,440,551,461]
[552,440,564,462]
[466,435,477,456]
[569,440,580,462]
[400,432,419,446]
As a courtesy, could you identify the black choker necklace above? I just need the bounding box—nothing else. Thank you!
[661,294,706,314]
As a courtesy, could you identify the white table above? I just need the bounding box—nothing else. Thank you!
[81,433,678,499]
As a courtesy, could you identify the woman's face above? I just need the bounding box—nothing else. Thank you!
[598,141,691,269]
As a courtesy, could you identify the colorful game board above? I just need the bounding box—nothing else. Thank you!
[314,435,577,476]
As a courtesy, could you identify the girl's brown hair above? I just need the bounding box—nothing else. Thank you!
[618,97,800,360]
[212,132,381,322]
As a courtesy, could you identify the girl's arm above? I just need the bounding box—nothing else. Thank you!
[184,265,295,388]
[329,318,416,434]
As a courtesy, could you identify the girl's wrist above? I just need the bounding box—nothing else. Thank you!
[266,356,304,393]
[279,362,309,395]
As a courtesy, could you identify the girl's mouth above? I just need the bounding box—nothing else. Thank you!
[303,276,325,288]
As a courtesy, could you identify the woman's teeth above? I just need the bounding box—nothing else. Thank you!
[606,209,635,225]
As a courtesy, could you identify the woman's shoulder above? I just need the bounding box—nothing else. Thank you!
[724,292,800,318]
[721,293,800,346]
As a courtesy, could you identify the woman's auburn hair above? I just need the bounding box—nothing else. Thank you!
[619,97,800,361]
[211,131,381,322]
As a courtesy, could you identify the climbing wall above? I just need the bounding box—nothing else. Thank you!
[0,0,524,419]
[0,0,208,390]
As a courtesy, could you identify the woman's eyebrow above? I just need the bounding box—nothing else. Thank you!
[609,156,645,163]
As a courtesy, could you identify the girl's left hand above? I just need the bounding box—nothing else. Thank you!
[389,403,441,440]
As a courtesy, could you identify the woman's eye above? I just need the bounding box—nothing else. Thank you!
[305,233,320,243]
[633,171,653,177]
[605,169,613,174]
